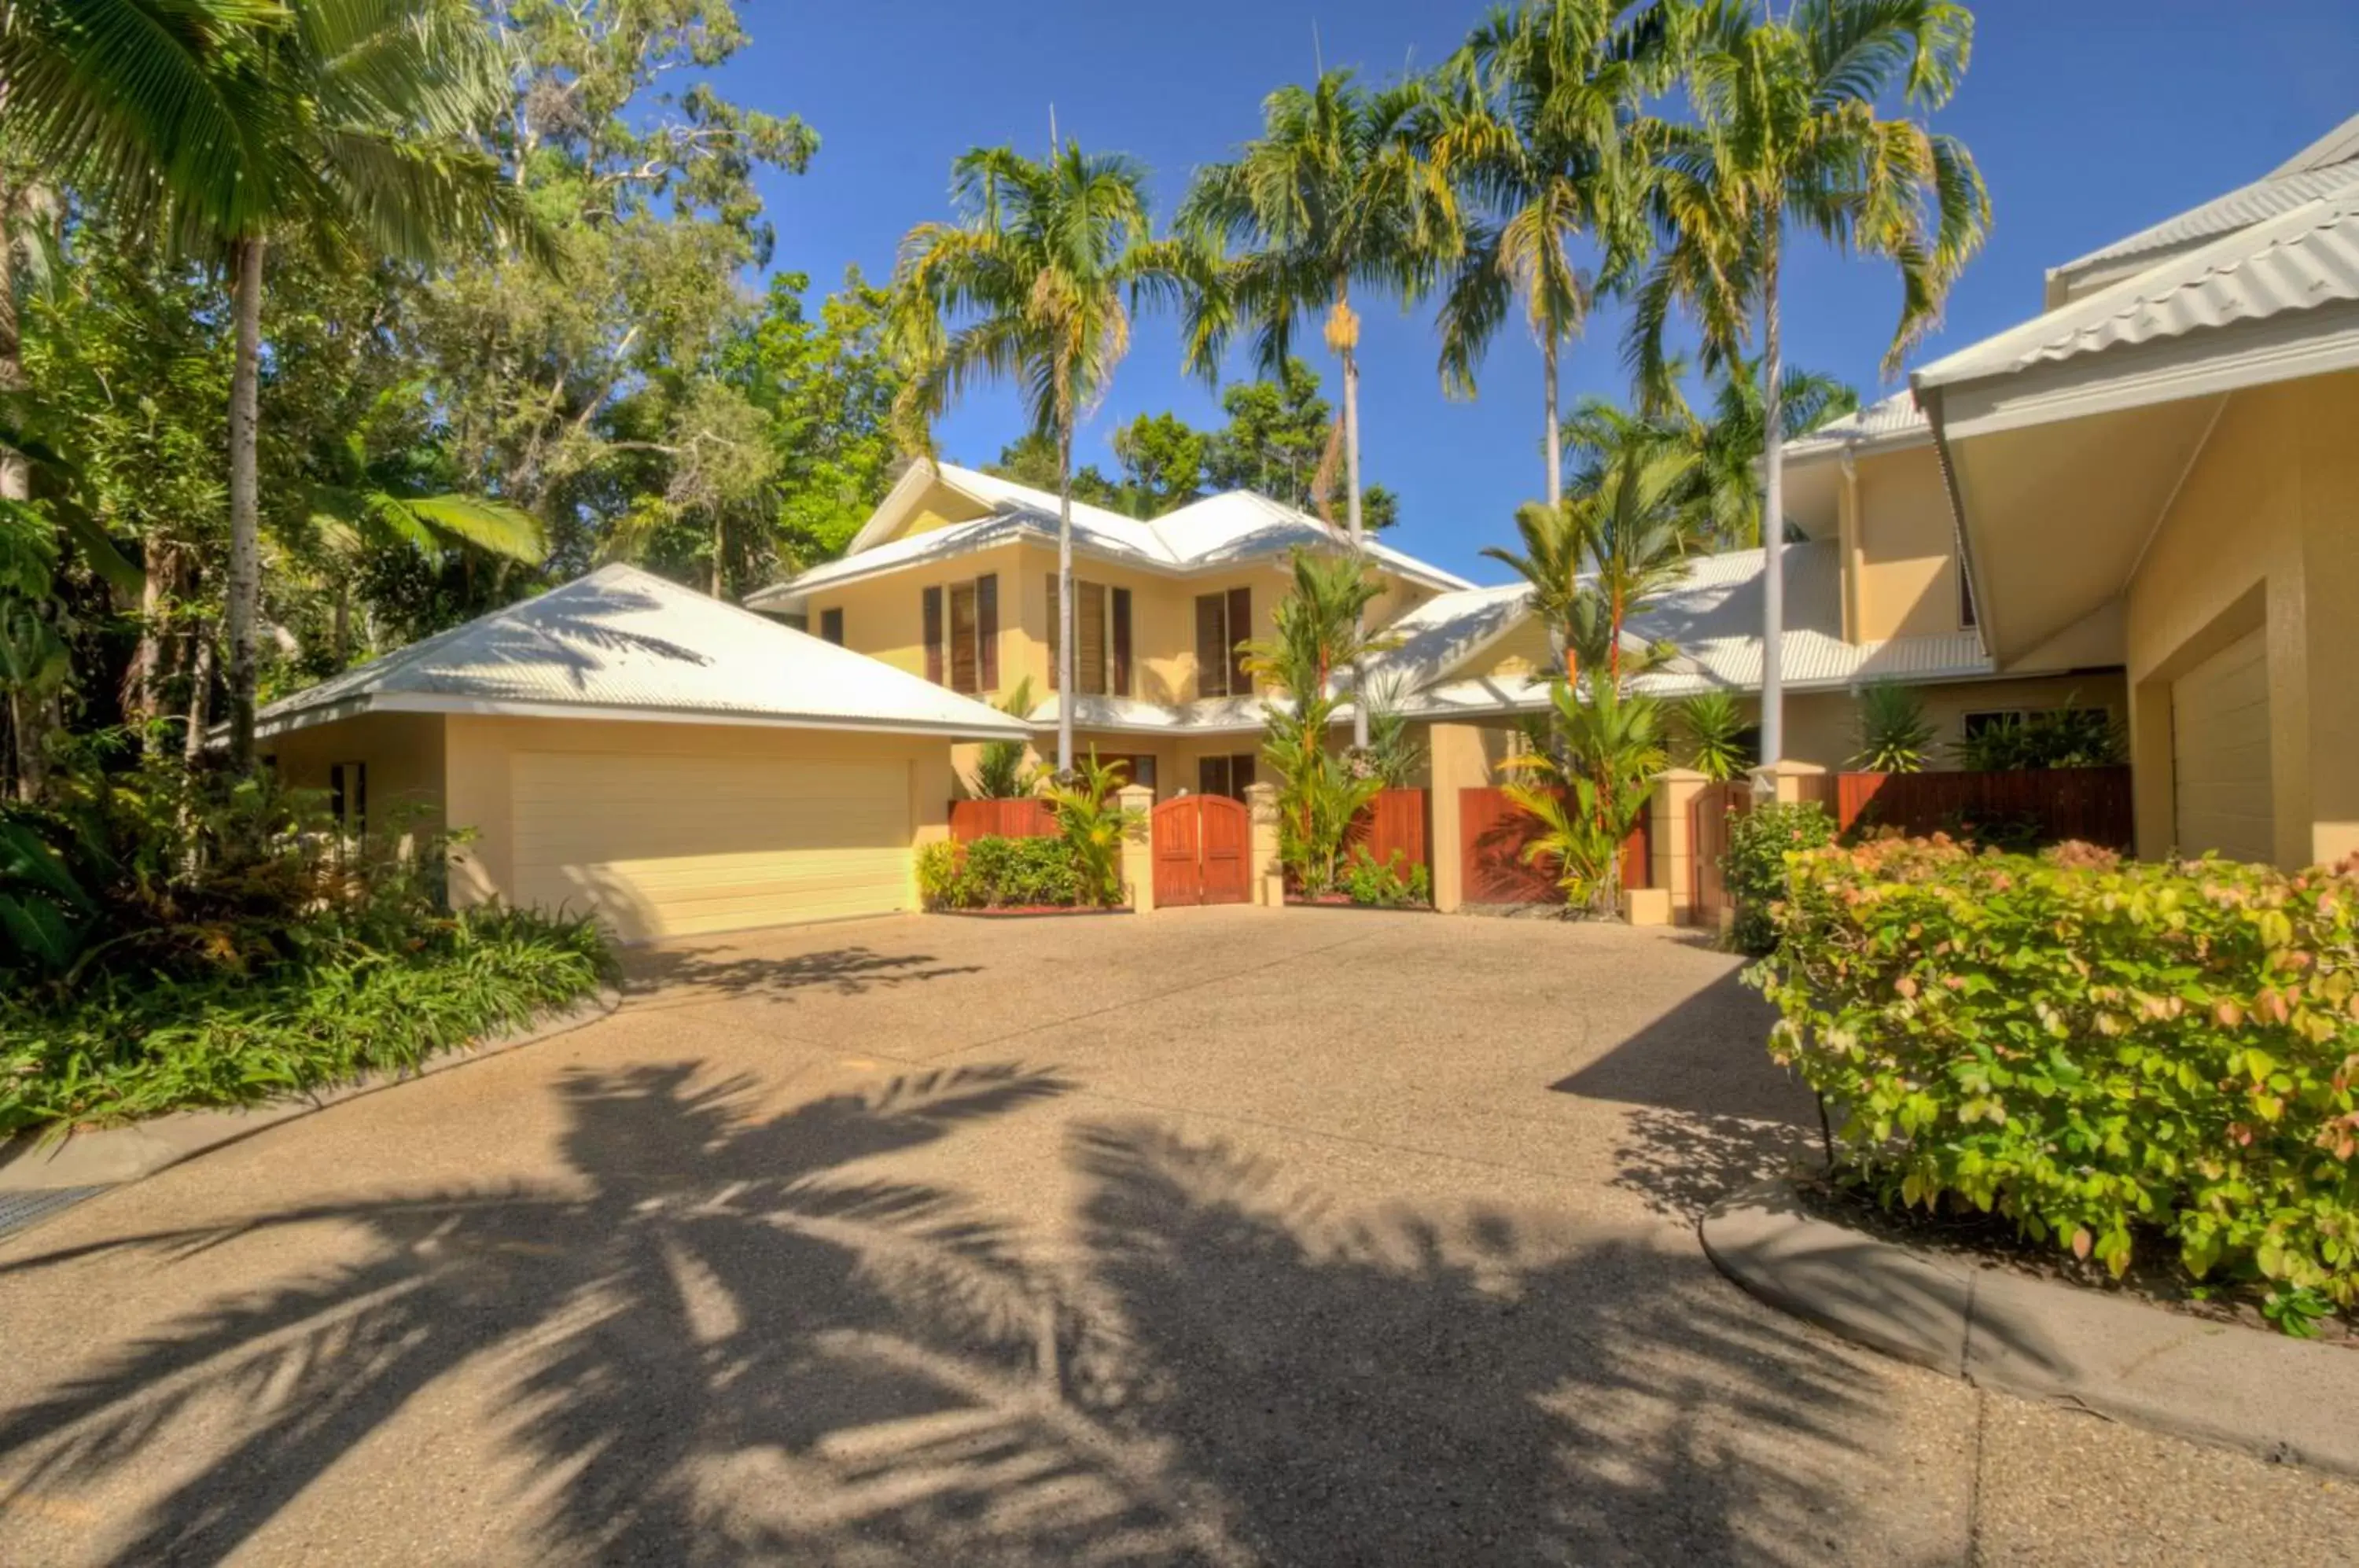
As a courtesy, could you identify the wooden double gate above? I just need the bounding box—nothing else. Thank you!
[1153,794,1250,907]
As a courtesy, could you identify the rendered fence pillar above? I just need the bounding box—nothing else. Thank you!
[1117,784,1156,914]
[1426,723,1492,914]
[1750,758,1830,808]
[1242,781,1284,907]
[1651,768,1710,926]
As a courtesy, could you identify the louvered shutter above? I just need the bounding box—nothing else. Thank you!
[922,586,944,685]
[977,574,999,690]
[1225,587,1252,696]
[1112,587,1132,697]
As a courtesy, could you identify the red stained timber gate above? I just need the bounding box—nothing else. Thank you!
[1152,794,1251,907]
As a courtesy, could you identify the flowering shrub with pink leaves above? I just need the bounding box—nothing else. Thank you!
[1750,835,2359,1320]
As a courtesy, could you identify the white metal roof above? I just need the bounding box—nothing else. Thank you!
[1360,582,1533,691]
[255,564,1030,742]
[1783,389,1930,459]
[748,460,1474,607]
[1390,542,1993,717]
[1916,188,2359,392]
[2048,112,2359,295]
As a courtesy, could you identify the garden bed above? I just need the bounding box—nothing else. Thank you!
[1283,893,1433,913]
[930,904,1130,919]
[1792,1170,2353,1346]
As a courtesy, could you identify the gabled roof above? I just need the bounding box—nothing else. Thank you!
[256,564,1029,742]
[1916,186,2359,398]
[2046,112,2359,300]
[1783,389,1930,460]
[745,459,1473,608]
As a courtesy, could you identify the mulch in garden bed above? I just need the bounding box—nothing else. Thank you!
[1282,894,1433,912]
[929,904,1131,919]
[1792,1170,2353,1347]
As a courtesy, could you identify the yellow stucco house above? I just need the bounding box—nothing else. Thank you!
[1906,110,2359,870]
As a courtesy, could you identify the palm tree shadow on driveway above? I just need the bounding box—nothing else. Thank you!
[0,1057,2030,1563]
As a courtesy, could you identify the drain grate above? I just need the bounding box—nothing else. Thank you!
[0,1186,112,1242]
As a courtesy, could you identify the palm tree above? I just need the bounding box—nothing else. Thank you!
[1663,356,1857,547]
[1431,0,1657,508]
[891,142,1200,774]
[5,0,552,769]
[1483,498,1599,682]
[1628,0,1988,768]
[1502,671,1665,916]
[1180,69,1461,747]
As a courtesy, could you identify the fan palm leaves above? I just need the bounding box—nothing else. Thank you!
[1430,0,1662,506]
[1180,70,1460,749]
[891,141,1205,774]
[1626,0,1989,763]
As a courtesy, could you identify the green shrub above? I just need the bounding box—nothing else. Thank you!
[1853,681,1935,773]
[1722,801,1838,954]
[0,904,611,1134]
[1952,700,2126,771]
[1340,847,1430,908]
[915,835,1087,910]
[1751,837,2359,1326]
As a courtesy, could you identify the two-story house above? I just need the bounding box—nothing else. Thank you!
[743,460,1475,799]
[749,447,2129,804]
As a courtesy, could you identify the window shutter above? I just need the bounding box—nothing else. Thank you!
[922,587,944,685]
[949,583,980,694]
[1111,587,1132,697]
[1195,593,1227,698]
[819,608,844,646]
[1078,581,1108,695]
[1046,574,1060,691]
[977,574,999,690]
[1226,587,1253,696]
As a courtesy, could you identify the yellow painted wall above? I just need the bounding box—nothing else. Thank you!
[802,540,1035,701]
[1853,444,1971,642]
[443,716,955,918]
[1780,674,2129,775]
[882,480,994,543]
[2122,370,2359,868]
[265,711,446,845]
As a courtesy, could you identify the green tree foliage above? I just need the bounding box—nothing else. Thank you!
[722,267,906,572]
[1677,689,1751,781]
[1502,672,1666,917]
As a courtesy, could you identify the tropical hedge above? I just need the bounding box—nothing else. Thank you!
[1750,835,2359,1330]
[916,835,1087,911]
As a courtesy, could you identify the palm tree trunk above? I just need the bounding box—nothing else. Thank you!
[1336,285,1371,751]
[1543,336,1562,510]
[1055,418,1076,775]
[225,234,266,772]
[182,628,213,764]
[1758,215,1785,774]
[134,545,175,742]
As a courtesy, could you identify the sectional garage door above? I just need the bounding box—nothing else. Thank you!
[2172,628,2274,866]
[511,749,911,941]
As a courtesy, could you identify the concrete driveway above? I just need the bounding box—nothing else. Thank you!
[0,908,2350,1566]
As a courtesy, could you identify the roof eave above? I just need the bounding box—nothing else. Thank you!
[255,690,1029,744]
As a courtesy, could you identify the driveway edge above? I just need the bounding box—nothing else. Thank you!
[1701,1178,2359,1478]
[0,988,624,1192]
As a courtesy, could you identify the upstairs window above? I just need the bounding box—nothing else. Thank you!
[1194,587,1252,698]
[922,574,998,695]
[818,608,844,646]
[1047,578,1132,696]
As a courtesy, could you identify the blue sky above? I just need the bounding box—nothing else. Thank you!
[718,0,2357,586]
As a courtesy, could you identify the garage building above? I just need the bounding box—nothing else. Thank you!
[256,565,1027,942]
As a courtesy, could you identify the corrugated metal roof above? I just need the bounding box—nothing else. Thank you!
[1393,542,1993,716]
[753,462,1473,605]
[1918,190,2359,387]
[256,564,1029,740]
[2052,113,2359,286]
[1360,583,1533,692]
[1784,389,1928,456]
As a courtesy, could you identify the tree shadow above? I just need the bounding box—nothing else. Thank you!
[0,1062,1081,1565]
[620,942,985,1003]
[1065,1121,1949,1566]
[0,1060,2004,1563]
[1552,968,1824,1221]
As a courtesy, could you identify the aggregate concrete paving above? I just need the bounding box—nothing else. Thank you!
[0,908,2349,1565]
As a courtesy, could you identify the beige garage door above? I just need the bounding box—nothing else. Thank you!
[511,749,911,940]
[2172,628,2273,865]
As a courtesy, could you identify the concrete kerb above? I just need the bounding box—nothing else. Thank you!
[1701,1177,2359,1478]
[0,988,624,1192]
